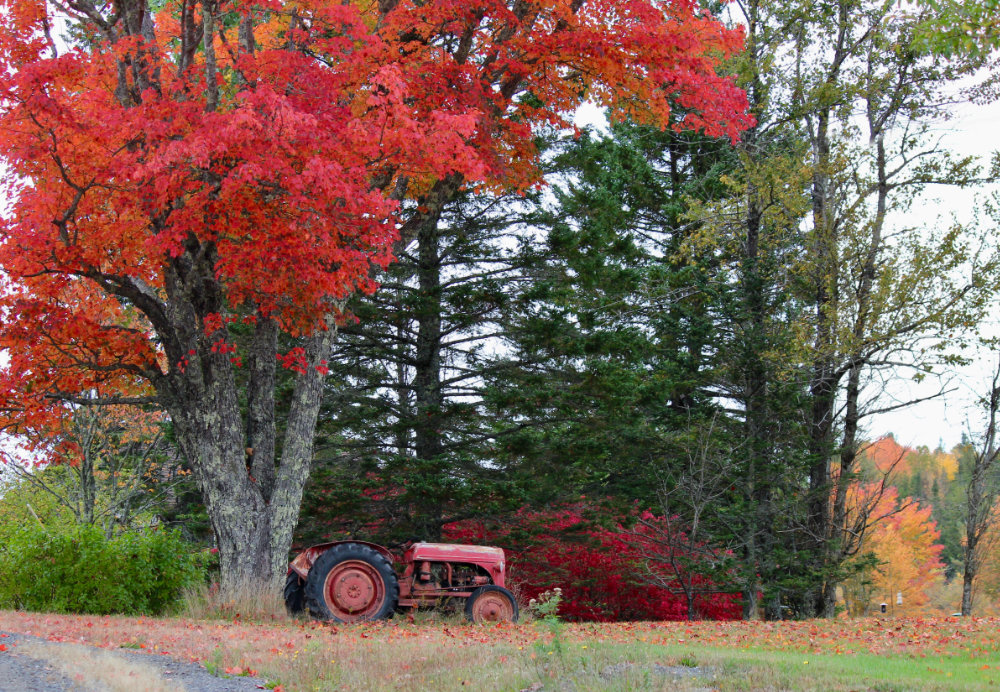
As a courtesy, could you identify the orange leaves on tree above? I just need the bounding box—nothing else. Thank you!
[277,348,310,375]
[861,435,913,477]
[843,484,945,616]
[0,0,751,424]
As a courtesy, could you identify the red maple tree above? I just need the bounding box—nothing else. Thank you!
[0,0,752,592]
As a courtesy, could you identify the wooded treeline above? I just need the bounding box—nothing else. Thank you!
[297,0,1000,619]
[1,0,999,621]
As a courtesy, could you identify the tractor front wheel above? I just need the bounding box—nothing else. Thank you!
[304,543,399,623]
[465,585,519,624]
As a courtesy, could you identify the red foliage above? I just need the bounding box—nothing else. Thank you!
[445,504,741,622]
[0,0,752,448]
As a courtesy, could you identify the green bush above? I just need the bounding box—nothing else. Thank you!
[0,523,206,615]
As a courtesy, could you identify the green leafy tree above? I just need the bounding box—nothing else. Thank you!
[790,0,993,616]
[0,405,191,538]
[916,0,1000,58]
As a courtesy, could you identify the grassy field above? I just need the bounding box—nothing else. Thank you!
[2,610,999,691]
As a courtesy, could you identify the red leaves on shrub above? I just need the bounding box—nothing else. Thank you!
[445,503,741,622]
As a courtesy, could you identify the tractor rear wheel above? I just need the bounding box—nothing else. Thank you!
[284,572,305,616]
[304,543,398,623]
[465,585,519,624]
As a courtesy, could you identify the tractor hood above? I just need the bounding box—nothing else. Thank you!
[408,542,505,563]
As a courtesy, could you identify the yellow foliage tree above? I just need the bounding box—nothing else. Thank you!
[842,484,945,616]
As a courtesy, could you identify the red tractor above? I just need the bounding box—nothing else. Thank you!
[284,540,519,624]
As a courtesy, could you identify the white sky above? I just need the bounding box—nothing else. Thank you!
[865,95,1000,452]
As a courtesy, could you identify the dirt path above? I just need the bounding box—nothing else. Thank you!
[0,631,271,692]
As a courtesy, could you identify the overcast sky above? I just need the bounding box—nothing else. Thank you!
[866,94,1000,451]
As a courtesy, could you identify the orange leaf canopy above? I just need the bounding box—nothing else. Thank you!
[0,0,752,439]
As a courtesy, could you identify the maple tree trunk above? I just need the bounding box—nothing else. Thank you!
[805,99,842,619]
[168,384,324,592]
[821,361,863,619]
[169,391,269,591]
[161,310,333,594]
[962,369,1000,617]
[801,0,853,616]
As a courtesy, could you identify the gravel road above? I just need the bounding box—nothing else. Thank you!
[0,631,273,692]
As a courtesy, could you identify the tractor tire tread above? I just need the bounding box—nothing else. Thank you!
[304,542,399,623]
[284,571,305,616]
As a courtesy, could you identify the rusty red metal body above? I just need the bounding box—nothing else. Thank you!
[287,539,516,623]
[396,542,505,607]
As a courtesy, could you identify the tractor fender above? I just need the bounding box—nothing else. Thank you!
[288,540,396,580]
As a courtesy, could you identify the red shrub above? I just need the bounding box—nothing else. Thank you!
[445,503,741,621]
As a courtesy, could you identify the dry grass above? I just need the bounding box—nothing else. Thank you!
[17,640,186,692]
[181,580,288,623]
[4,611,1000,691]
[199,632,720,691]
